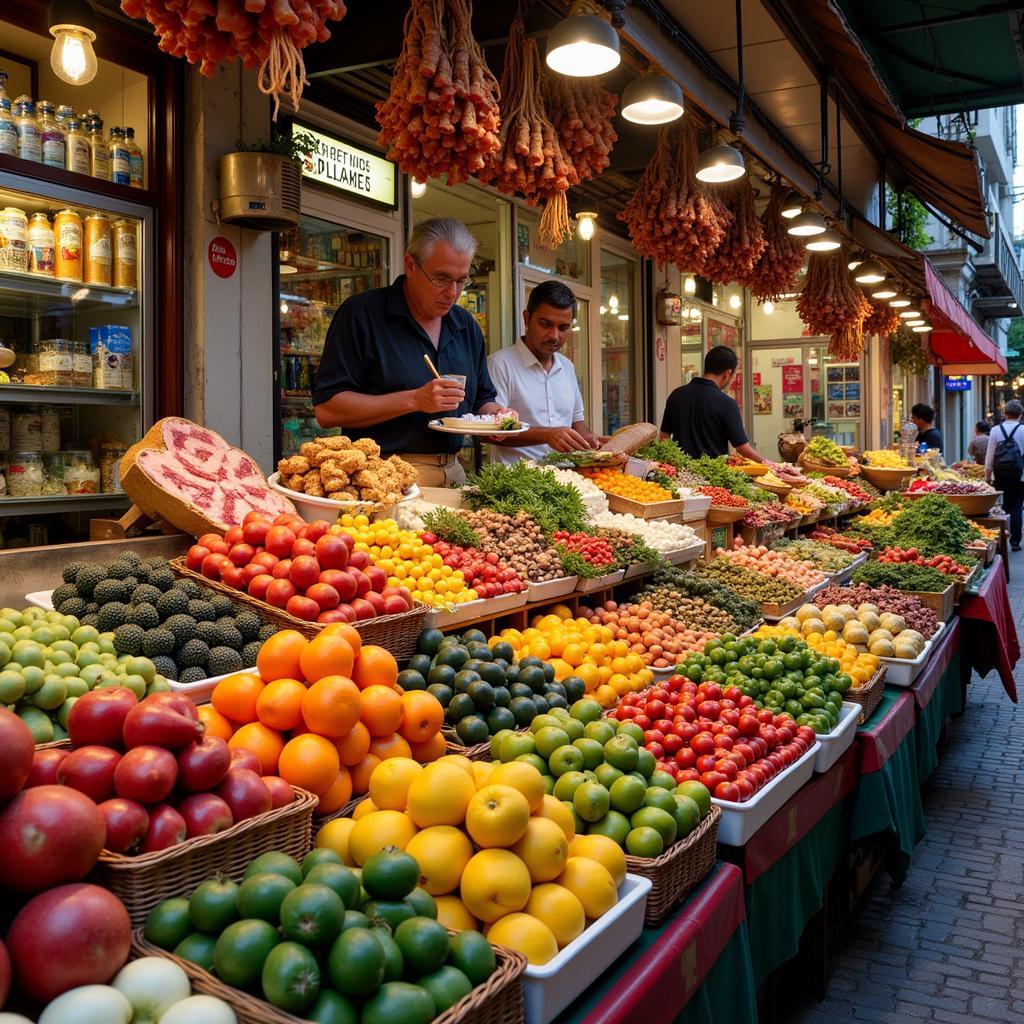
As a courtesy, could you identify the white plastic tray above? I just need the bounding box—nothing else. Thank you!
[26,590,55,610]
[813,701,860,773]
[522,873,653,1024]
[680,494,713,522]
[712,741,820,845]
[664,540,706,566]
[576,569,625,592]
[169,667,258,705]
[422,590,527,629]
[622,561,659,582]
[526,576,579,603]
[826,551,868,585]
[877,629,940,687]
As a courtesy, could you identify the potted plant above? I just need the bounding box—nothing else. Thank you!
[218,129,317,231]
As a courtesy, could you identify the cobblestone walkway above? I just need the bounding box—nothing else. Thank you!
[789,553,1024,1024]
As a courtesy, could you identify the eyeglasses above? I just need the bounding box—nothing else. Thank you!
[411,257,473,291]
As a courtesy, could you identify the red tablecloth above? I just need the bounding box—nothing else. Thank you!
[855,689,917,773]
[909,619,960,711]
[958,556,1019,702]
[580,862,746,1024]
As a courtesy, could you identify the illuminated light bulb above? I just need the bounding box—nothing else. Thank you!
[854,259,886,284]
[781,192,803,219]
[805,229,842,252]
[889,294,912,308]
[599,305,607,315]
[871,282,897,300]
[48,0,98,85]
[728,294,741,310]
[899,308,922,319]
[763,301,775,315]
[575,207,598,240]
[608,294,619,309]
[695,143,745,183]
[546,14,620,77]
[787,210,826,237]
[621,75,684,125]
[683,276,696,294]
[912,323,933,332]
[905,319,925,327]
[617,313,629,321]
[410,179,427,198]
[280,302,289,315]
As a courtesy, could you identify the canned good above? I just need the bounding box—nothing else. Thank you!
[0,206,28,272]
[11,407,42,451]
[100,442,127,493]
[6,452,43,496]
[27,213,55,276]
[53,208,82,281]
[83,213,111,285]
[112,219,137,289]
[39,340,74,387]
[39,405,60,452]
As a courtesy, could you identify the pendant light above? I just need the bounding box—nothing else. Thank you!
[871,282,898,300]
[696,0,746,182]
[780,192,803,219]
[899,307,922,319]
[854,259,886,284]
[574,202,599,240]
[621,74,684,125]
[546,7,620,77]
[889,294,912,308]
[805,228,842,252]
[48,0,98,85]
[410,179,427,199]
[905,319,926,327]
[788,210,827,237]
[912,322,933,333]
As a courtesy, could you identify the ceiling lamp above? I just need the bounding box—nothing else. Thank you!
[410,179,427,199]
[906,319,926,327]
[854,259,886,284]
[574,203,599,240]
[805,228,842,252]
[697,0,747,183]
[871,282,898,300]
[912,322,933,333]
[899,308,922,319]
[780,192,803,219]
[48,0,98,85]
[889,294,912,308]
[546,12,620,77]
[621,74,684,125]
[788,210,827,237]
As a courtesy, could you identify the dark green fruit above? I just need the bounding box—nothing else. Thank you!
[262,941,321,1013]
[448,931,496,985]
[245,851,303,886]
[280,883,346,947]
[419,965,473,1012]
[302,848,343,877]
[173,932,217,970]
[327,928,386,997]
[362,848,419,900]
[236,871,297,924]
[304,864,362,910]
[393,916,449,975]
[213,919,279,987]
[143,898,192,951]
[188,879,239,934]
[361,982,436,1024]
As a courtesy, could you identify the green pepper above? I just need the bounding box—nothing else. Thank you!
[763,659,784,680]
[783,652,803,671]
[801,691,826,710]
[785,699,804,717]
[832,673,853,693]
[683,665,703,683]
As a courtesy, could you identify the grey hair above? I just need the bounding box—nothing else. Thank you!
[406,218,478,262]
[1005,399,1023,418]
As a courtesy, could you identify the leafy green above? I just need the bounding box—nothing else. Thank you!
[464,462,590,535]
[852,561,951,592]
[554,545,603,579]
[678,455,759,500]
[888,494,981,555]
[420,507,482,548]
[637,438,688,468]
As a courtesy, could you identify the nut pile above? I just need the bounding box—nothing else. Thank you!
[580,600,717,666]
[277,437,416,504]
[813,584,939,638]
[458,509,566,582]
[623,584,740,635]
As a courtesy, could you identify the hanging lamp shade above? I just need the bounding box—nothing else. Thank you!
[899,308,922,319]
[780,192,803,219]
[805,229,842,252]
[620,75,684,125]
[695,143,745,183]
[546,14,620,77]
[871,282,898,299]
[854,259,886,284]
[889,294,912,308]
[912,323,933,332]
[787,210,827,237]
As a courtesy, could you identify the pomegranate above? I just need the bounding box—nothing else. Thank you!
[98,798,150,854]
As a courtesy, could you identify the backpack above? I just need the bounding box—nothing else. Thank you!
[992,423,1023,482]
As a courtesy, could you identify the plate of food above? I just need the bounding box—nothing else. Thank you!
[429,414,529,435]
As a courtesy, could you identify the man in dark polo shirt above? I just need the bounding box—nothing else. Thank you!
[313,217,514,486]
[660,345,772,463]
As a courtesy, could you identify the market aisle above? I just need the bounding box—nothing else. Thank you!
[788,553,1024,1024]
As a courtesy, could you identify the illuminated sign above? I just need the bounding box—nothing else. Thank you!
[297,125,396,207]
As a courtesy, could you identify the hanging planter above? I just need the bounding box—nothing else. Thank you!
[218,131,314,231]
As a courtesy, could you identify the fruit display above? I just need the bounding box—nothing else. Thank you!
[741,503,798,529]
[775,602,929,662]
[414,535,526,599]
[812,585,939,639]
[612,668,817,798]
[463,461,590,534]
[802,436,848,467]
[589,510,701,555]
[579,601,719,667]
[808,527,872,554]
[821,476,872,503]
[207,627,445,813]
[785,491,824,515]
[51,553,270,684]
[402,628,571,747]
[459,510,568,583]
[713,542,827,590]
[0,607,171,743]
[862,449,911,468]
[186,512,421,622]
[144,844,500,1016]
[551,531,618,572]
[315,753,631,963]
[531,464,610,516]
[678,455,759,498]
[753,622,880,689]
[694,561,803,607]
[802,480,852,514]
[628,585,742,636]
[876,548,974,577]
[696,486,749,508]
[276,436,417,504]
[851,561,951,593]
[907,479,995,495]
[580,468,677,503]
[854,507,897,528]
[770,538,858,573]
[637,568,761,632]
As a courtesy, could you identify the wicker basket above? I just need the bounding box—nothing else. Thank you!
[95,787,317,925]
[706,505,748,525]
[757,479,792,497]
[442,729,497,761]
[606,494,687,519]
[313,793,367,828]
[170,558,427,660]
[858,464,915,493]
[798,455,856,478]
[846,665,886,724]
[130,929,527,1024]
[626,803,721,925]
[902,489,1000,516]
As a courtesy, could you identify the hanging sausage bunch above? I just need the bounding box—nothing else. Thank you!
[700,176,767,285]
[375,0,501,185]
[540,74,618,184]
[618,121,731,271]
[862,303,901,338]
[796,251,873,360]
[747,183,805,302]
[120,0,348,118]
[478,18,577,248]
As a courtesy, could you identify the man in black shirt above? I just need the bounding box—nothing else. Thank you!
[660,345,772,463]
[911,403,943,452]
[313,217,514,486]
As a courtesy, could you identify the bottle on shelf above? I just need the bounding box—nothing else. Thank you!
[14,96,41,164]
[87,115,110,180]
[55,104,76,127]
[124,127,143,187]
[37,101,65,170]
[109,127,130,186]
[0,72,16,158]
[64,117,89,174]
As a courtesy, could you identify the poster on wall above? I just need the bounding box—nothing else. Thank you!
[782,366,804,394]
[754,385,773,414]
[827,367,844,383]
[827,383,844,401]
[783,394,804,418]
[708,318,741,409]
[845,402,861,418]
[845,382,861,401]
[828,402,845,418]
[844,365,861,382]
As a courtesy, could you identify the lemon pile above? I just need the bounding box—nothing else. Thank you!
[335,514,478,607]
[863,450,910,468]
[315,756,625,965]
[493,606,654,707]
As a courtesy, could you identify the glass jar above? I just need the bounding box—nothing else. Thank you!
[64,118,90,175]
[38,101,65,169]
[11,406,42,451]
[6,452,44,497]
[109,127,131,186]
[0,82,16,157]
[39,339,74,387]
[88,116,110,180]
[55,104,76,126]
[14,96,40,163]
[0,206,28,273]
[39,405,60,452]
[42,452,68,495]
[73,340,92,387]
[64,450,99,494]
[99,442,127,493]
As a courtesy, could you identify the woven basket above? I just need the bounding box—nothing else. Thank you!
[758,479,792,497]
[442,729,497,762]
[130,929,527,1024]
[799,455,856,478]
[95,787,317,925]
[170,558,427,660]
[626,803,721,925]
[312,793,368,828]
[706,505,748,525]
[846,665,886,724]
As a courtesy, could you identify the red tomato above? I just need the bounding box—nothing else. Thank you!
[738,715,760,737]
[714,782,741,802]
[700,771,728,792]
[695,755,718,774]
[713,758,738,781]
[662,734,683,755]
[691,732,715,756]
[673,748,697,770]
[675,768,701,784]
[673,723,697,744]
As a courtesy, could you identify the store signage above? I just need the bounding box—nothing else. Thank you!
[771,356,797,367]
[298,125,396,207]
[944,375,972,392]
[208,236,237,279]
[782,366,804,394]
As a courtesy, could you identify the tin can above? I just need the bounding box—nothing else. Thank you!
[112,219,137,289]
[83,213,111,286]
[53,208,82,281]
[0,206,28,273]
[27,213,55,276]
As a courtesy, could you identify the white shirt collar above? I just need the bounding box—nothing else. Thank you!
[515,338,562,374]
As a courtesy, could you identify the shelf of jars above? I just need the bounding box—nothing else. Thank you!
[0,268,137,316]
[0,384,138,406]
[0,491,130,516]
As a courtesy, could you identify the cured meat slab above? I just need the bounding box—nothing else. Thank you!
[121,418,295,537]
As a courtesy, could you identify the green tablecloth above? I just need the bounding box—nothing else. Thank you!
[915,648,964,781]
[678,921,758,1024]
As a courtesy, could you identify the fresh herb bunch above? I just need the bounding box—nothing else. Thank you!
[464,461,590,535]
[595,527,663,569]
[888,494,981,555]
[420,507,482,548]
[537,450,621,467]
[643,567,760,630]
[852,561,951,592]
[678,455,758,500]
[872,492,907,514]
[637,438,688,468]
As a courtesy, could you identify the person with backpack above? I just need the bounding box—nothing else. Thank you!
[985,400,1024,550]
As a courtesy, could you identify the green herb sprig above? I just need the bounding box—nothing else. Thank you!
[421,507,482,549]
[464,462,590,535]
[852,561,951,592]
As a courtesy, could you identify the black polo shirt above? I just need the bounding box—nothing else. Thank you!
[916,427,942,452]
[660,377,748,458]
[312,275,497,455]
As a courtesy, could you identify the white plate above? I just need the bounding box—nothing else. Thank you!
[522,874,652,1024]
[26,590,55,610]
[170,667,258,705]
[428,420,530,436]
[422,590,527,629]
[813,701,860,773]
[268,473,419,523]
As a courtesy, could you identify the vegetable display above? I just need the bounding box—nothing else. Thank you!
[458,510,568,582]
[376,0,501,185]
[697,486,749,508]
[580,468,676,502]
[754,621,880,689]
[876,548,973,577]
[597,590,739,639]
[812,585,940,638]
[887,493,981,555]
[695,561,804,606]
[420,507,483,549]
[772,538,857,572]
[851,561,952,593]
[776,602,930,662]
[714,542,826,590]
[582,601,720,665]
[700,176,767,285]
[802,436,848,467]
[795,252,872,360]
[748,183,805,302]
[464,462,589,534]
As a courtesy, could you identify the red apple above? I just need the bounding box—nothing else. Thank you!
[383,594,410,615]
[248,573,274,600]
[352,570,372,598]
[243,518,272,548]
[228,542,256,567]
[337,532,355,553]
[98,798,149,854]
[265,525,297,558]
[177,736,231,792]
[266,579,297,609]
[185,545,210,571]
[286,595,321,621]
[224,525,245,546]
[262,776,294,809]
[252,551,279,571]
[123,696,201,749]
[324,569,357,603]
[291,537,317,559]
[177,793,234,838]
[229,748,262,775]
[351,598,377,620]
[348,549,370,571]
[113,746,178,804]
[304,520,332,543]
[215,768,272,822]
[67,687,138,748]
[334,604,357,623]
[271,558,293,580]
[364,566,388,593]
[26,747,70,788]
[57,746,122,802]
[315,534,350,570]
[143,693,200,719]
[201,553,229,579]
[364,592,387,615]
[306,583,339,611]
[219,565,246,590]
[289,555,321,592]
[139,804,187,853]
[316,609,349,623]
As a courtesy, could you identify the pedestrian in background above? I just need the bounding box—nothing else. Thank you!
[967,421,991,465]
[986,400,1024,551]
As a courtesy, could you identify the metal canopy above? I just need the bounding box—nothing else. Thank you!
[834,0,1024,116]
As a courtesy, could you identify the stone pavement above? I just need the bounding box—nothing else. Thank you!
[788,552,1024,1024]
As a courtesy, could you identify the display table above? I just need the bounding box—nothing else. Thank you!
[909,621,964,780]
[958,556,1019,702]
[557,862,756,1024]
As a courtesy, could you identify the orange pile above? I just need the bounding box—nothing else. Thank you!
[200,623,445,814]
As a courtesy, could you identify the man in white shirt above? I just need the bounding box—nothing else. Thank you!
[487,281,602,464]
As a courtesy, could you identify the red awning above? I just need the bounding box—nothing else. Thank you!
[924,261,1006,375]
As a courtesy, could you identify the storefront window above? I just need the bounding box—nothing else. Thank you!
[600,250,637,434]
[517,207,591,286]
[680,302,703,383]
[707,315,743,412]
